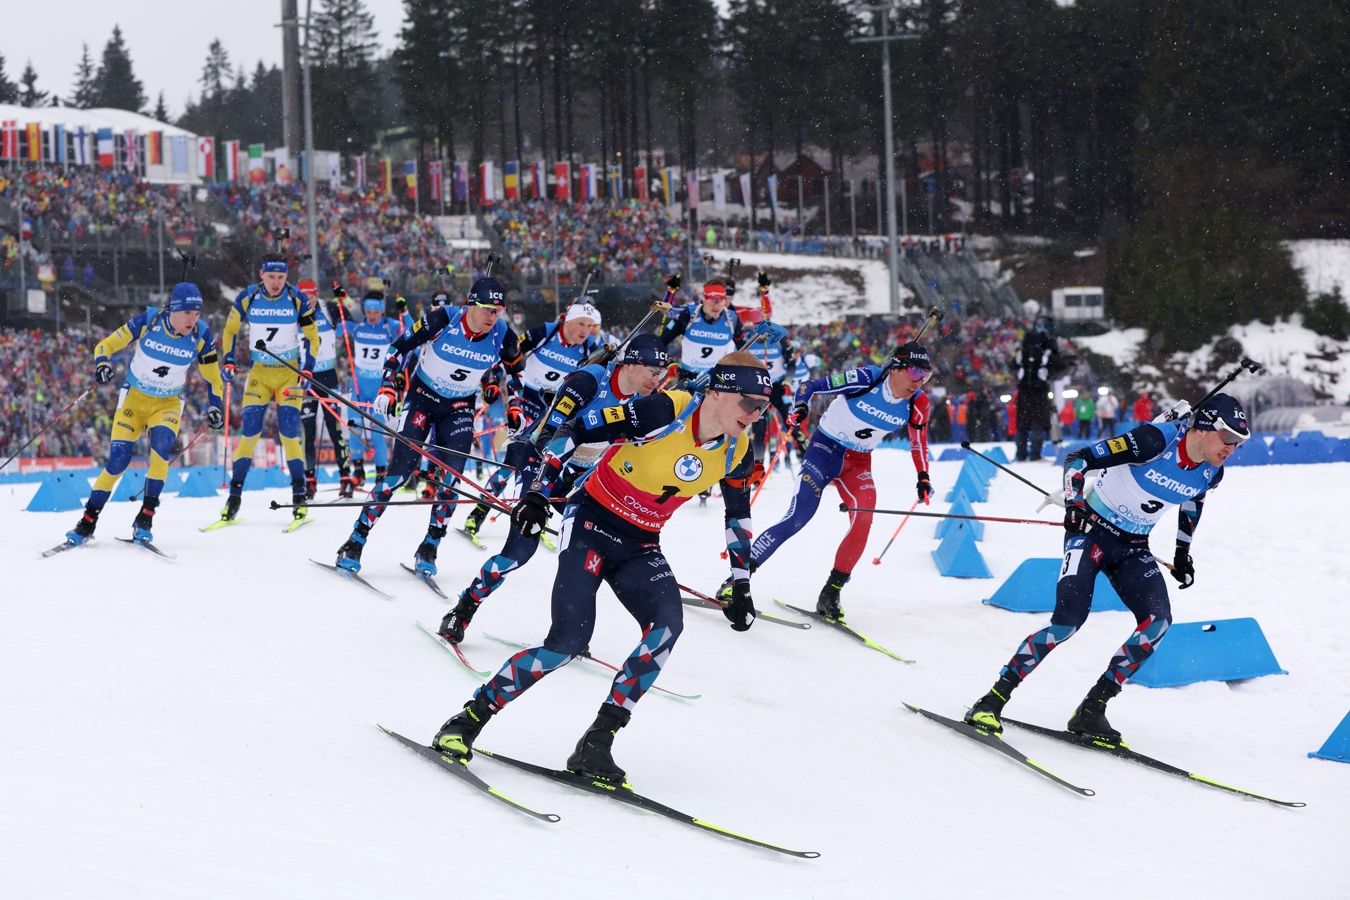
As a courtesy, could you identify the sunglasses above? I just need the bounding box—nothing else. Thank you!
[470,301,505,311]
[1211,417,1250,445]
[736,395,771,415]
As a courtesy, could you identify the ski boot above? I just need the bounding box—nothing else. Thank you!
[131,496,159,544]
[815,568,850,621]
[566,703,631,785]
[304,470,318,501]
[290,480,309,521]
[374,466,388,490]
[1067,677,1123,743]
[64,504,101,546]
[420,480,436,501]
[335,528,368,573]
[220,482,244,521]
[463,501,489,540]
[338,473,355,499]
[439,591,479,645]
[414,525,446,577]
[964,673,1020,734]
[433,693,495,761]
[351,462,366,490]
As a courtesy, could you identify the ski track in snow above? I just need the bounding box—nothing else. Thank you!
[2,453,1347,898]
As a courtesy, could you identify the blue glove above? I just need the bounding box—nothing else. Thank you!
[221,352,236,385]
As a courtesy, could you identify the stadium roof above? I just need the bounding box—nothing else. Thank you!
[0,104,197,139]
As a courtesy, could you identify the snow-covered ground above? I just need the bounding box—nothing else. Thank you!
[703,248,911,325]
[1287,240,1350,306]
[3,453,1346,899]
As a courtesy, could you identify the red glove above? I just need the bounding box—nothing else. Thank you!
[483,382,502,404]
[506,401,524,430]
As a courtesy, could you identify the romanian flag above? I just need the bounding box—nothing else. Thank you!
[26,122,41,161]
[147,131,163,166]
[503,160,519,200]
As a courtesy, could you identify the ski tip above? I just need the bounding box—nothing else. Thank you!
[901,702,923,714]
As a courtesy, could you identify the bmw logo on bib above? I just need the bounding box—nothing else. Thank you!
[674,453,704,482]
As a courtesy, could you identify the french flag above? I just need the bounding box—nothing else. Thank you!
[96,128,114,168]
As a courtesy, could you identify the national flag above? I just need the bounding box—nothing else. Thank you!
[224,140,239,181]
[170,135,189,174]
[428,161,442,201]
[247,143,265,184]
[147,131,162,166]
[97,128,115,168]
[712,171,726,211]
[26,122,41,161]
[52,124,65,163]
[327,154,342,185]
[381,158,392,195]
[503,160,519,200]
[607,166,622,200]
[554,161,571,201]
[274,148,292,184]
[686,170,699,210]
[531,160,546,199]
[197,136,214,180]
[480,161,495,205]
[353,155,366,190]
[123,129,140,171]
[767,173,780,216]
[0,120,17,159]
[739,172,752,215]
[634,165,648,201]
[579,163,595,201]
[73,127,89,165]
[659,168,672,206]
[404,159,418,199]
[453,162,469,201]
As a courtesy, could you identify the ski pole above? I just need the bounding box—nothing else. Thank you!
[0,387,94,473]
[269,497,488,510]
[1172,357,1264,423]
[839,502,1060,527]
[872,499,921,566]
[339,415,512,471]
[960,441,1051,498]
[221,380,232,488]
[129,423,211,501]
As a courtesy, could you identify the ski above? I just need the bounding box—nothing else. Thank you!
[458,526,487,550]
[309,559,394,600]
[415,621,492,678]
[115,537,177,559]
[378,726,560,823]
[540,531,558,553]
[475,748,818,858]
[775,601,914,663]
[482,633,700,701]
[42,539,88,558]
[680,593,812,630]
[399,562,449,599]
[199,517,243,533]
[903,703,1094,796]
[282,516,312,534]
[1003,718,1306,808]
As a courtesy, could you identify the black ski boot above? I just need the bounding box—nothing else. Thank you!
[338,473,354,499]
[335,526,369,573]
[964,673,1021,734]
[64,504,101,546]
[304,470,318,501]
[351,462,366,489]
[220,481,244,521]
[131,496,159,544]
[374,466,388,489]
[815,568,850,620]
[432,693,495,760]
[439,591,479,645]
[566,703,631,784]
[1067,677,1123,743]
[291,481,308,522]
[414,524,446,577]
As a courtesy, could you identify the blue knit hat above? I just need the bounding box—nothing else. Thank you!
[169,282,203,313]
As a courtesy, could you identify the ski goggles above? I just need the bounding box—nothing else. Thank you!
[904,365,933,385]
[1210,417,1251,445]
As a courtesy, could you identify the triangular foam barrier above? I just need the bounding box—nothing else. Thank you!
[935,497,983,542]
[930,525,992,578]
[1308,710,1350,763]
[980,558,1127,612]
[25,472,86,512]
[1132,617,1287,688]
[944,465,989,503]
[110,469,148,502]
[177,467,220,498]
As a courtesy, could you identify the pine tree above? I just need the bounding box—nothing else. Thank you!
[153,91,169,122]
[0,52,17,104]
[201,38,231,107]
[311,0,381,151]
[94,25,147,112]
[18,60,47,107]
[70,44,97,107]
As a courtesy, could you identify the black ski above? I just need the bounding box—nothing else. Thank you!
[415,622,492,678]
[903,703,1095,796]
[400,563,449,599]
[309,559,394,600]
[475,748,819,858]
[1003,718,1306,808]
[680,594,812,630]
[378,726,560,822]
[776,601,914,663]
[42,540,88,558]
[115,536,177,559]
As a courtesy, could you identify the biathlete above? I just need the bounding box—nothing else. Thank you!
[345,290,402,489]
[297,278,352,500]
[428,350,771,784]
[217,253,320,525]
[963,394,1250,742]
[438,333,669,644]
[735,342,934,621]
[62,282,225,547]
[332,277,523,575]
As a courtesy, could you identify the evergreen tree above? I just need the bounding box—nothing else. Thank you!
[201,39,232,108]
[0,53,17,104]
[94,25,147,112]
[70,44,98,108]
[311,0,381,151]
[18,61,48,107]
[394,0,458,156]
[153,91,169,123]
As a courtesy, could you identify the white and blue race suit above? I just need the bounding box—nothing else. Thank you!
[347,316,402,468]
[993,420,1225,691]
[660,303,743,376]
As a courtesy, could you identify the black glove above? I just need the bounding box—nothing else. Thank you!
[757,270,771,289]
[916,471,933,505]
[723,579,756,632]
[482,382,502,404]
[1171,547,1195,589]
[665,273,681,293]
[395,295,408,313]
[786,402,809,432]
[506,400,524,430]
[1064,498,1092,535]
[95,361,114,384]
[206,406,225,430]
[512,490,551,538]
